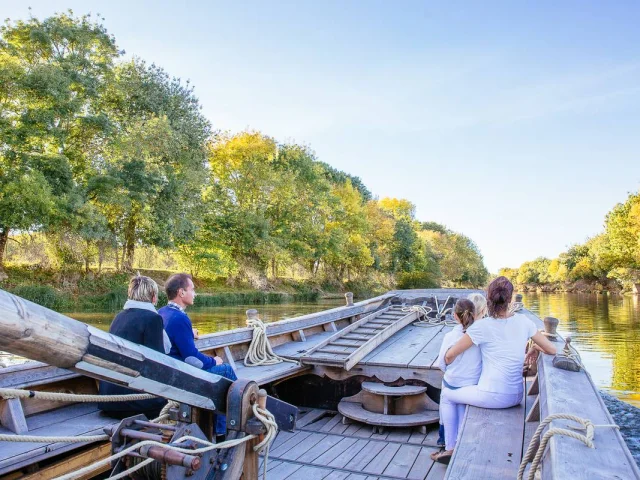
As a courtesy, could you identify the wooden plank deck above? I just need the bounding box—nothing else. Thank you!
[261,408,446,480]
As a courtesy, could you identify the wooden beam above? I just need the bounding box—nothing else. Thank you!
[19,444,111,480]
[0,398,28,434]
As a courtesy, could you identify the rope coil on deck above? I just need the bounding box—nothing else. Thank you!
[517,413,620,480]
[404,296,457,327]
[244,316,299,366]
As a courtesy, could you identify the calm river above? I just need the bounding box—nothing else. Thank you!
[2,293,639,407]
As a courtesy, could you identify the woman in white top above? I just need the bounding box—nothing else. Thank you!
[430,277,556,464]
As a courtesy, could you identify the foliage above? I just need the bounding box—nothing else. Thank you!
[2,11,490,291]
[500,191,640,290]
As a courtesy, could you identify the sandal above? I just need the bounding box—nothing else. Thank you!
[430,449,453,464]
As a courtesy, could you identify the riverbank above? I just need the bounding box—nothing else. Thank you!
[516,278,638,295]
[0,266,388,311]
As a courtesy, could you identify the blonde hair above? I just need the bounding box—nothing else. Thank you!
[468,293,488,320]
[128,275,158,303]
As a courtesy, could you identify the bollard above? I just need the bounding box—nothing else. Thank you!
[345,292,354,307]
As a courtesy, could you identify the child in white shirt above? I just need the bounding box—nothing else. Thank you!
[435,298,482,449]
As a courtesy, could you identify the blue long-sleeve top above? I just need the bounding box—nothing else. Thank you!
[158,304,214,370]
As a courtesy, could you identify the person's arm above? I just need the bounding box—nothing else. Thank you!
[436,338,450,372]
[444,334,474,365]
[172,316,214,370]
[530,331,557,355]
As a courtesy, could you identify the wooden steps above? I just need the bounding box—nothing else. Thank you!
[338,402,439,429]
[301,306,422,371]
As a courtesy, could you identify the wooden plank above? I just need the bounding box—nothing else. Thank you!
[0,363,80,389]
[383,444,421,478]
[537,338,640,480]
[444,395,525,480]
[234,361,311,385]
[297,409,329,429]
[407,446,436,480]
[270,431,314,458]
[223,346,237,370]
[344,310,420,370]
[273,332,337,359]
[362,442,401,475]
[270,430,298,450]
[297,434,344,463]
[343,334,371,341]
[305,416,332,432]
[20,443,111,480]
[312,437,358,465]
[266,461,303,480]
[363,325,443,367]
[345,440,386,470]
[408,326,453,369]
[328,438,370,468]
[385,428,412,443]
[320,414,343,433]
[287,465,333,480]
[425,461,447,480]
[279,432,327,461]
[323,472,350,480]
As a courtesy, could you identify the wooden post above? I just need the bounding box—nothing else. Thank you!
[514,294,523,303]
[246,309,259,325]
[242,389,267,479]
[345,292,354,306]
[543,316,559,340]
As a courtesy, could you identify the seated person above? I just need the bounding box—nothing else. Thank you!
[98,275,169,419]
[159,273,237,438]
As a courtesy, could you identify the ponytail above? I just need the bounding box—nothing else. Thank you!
[454,299,476,332]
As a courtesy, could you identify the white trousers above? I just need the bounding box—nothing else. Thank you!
[440,386,522,450]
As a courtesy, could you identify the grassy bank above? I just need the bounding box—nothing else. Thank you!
[0,266,387,312]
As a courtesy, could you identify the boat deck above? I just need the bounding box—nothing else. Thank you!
[260,408,447,480]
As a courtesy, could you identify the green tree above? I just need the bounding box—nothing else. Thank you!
[0,11,119,275]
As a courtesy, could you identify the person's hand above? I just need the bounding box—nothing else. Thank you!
[524,346,539,367]
[214,356,223,366]
[192,328,199,340]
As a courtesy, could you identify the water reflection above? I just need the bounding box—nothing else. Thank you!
[523,293,640,407]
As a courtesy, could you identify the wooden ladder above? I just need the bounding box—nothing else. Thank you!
[300,305,421,371]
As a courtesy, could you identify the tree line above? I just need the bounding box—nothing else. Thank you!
[499,191,640,290]
[0,12,488,289]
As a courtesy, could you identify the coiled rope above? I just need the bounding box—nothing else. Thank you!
[53,402,278,480]
[245,317,298,366]
[517,413,620,480]
[509,301,524,314]
[404,296,457,327]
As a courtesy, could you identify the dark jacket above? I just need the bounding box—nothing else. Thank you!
[98,308,167,416]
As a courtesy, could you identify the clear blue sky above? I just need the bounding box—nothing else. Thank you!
[4,1,640,272]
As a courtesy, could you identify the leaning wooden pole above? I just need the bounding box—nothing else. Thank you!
[0,288,231,412]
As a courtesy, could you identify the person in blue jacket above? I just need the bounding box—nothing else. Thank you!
[159,273,237,439]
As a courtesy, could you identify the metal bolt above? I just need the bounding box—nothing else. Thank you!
[289,415,294,423]
[229,419,236,426]
[221,463,228,471]
[181,411,188,418]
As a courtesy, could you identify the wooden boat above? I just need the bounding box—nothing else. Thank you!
[0,288,638,480]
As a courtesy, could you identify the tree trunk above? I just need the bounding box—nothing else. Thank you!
[123,217,136,272]
[0,227,9,280]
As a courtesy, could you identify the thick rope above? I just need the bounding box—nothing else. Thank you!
[0,433,108,443]
[517,413,619,480]
[508,301,524,314]
[406,296,457,327]
[0,388,154,403]
[54,402,278,480]
[244,317,298,366]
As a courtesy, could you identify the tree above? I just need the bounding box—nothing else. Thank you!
[90,60,210,270]
[0,11,119,275]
